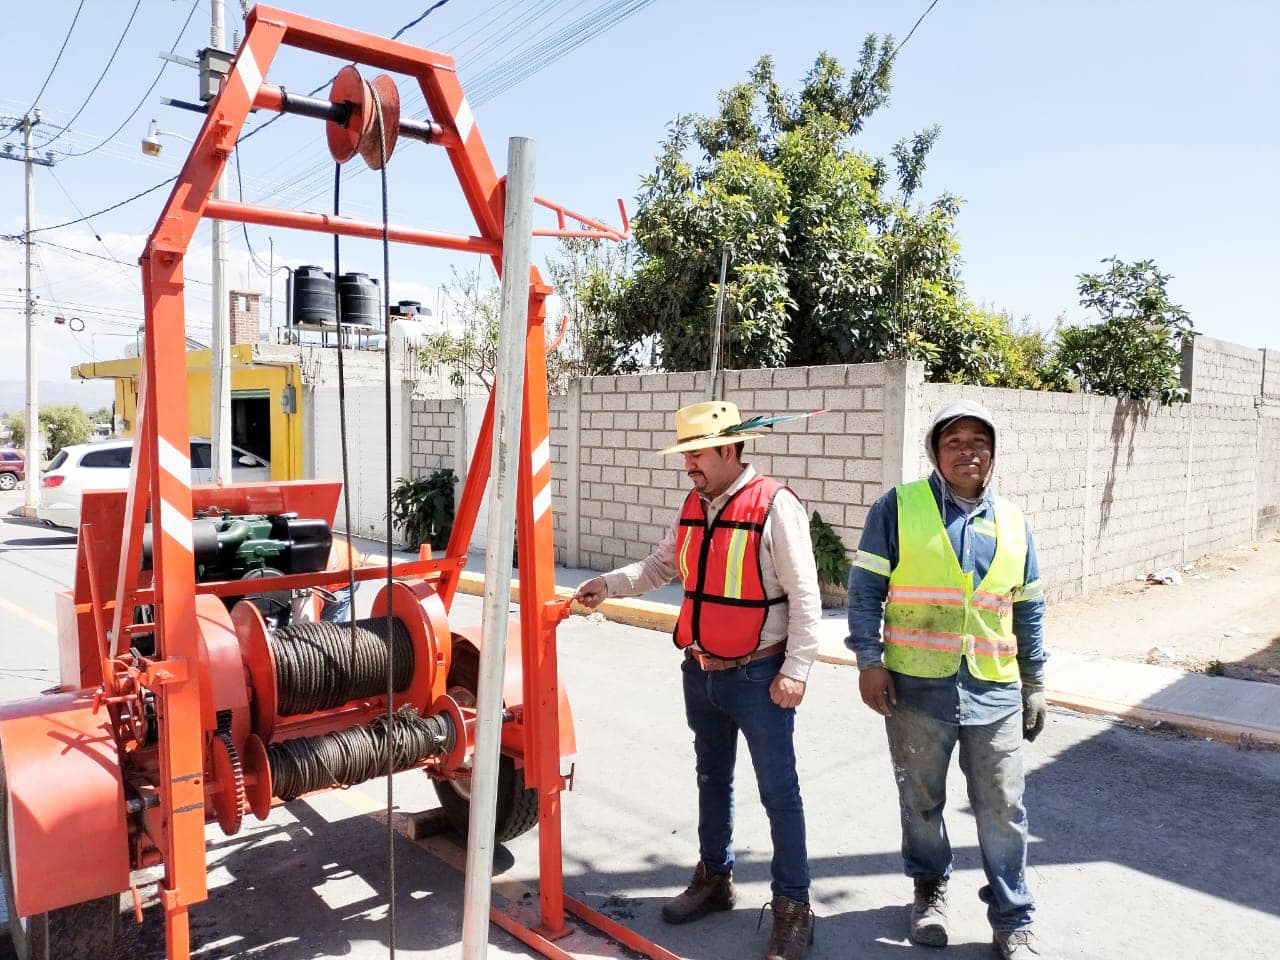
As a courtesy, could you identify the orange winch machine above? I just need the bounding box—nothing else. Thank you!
[0,7,669,960]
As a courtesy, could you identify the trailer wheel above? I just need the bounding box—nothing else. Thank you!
[431,639,539,843]
[0,746,120,960]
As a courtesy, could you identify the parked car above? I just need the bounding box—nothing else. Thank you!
[38,438,270,529]
[0,448,24,491]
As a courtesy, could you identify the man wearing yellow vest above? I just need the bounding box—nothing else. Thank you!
[574,401,822,960]
[847,400,1047,960]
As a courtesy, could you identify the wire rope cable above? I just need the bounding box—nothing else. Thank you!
[270,618,414,716]
[24,0,87,118]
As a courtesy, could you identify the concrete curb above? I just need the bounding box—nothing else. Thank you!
[454,571,1280,750]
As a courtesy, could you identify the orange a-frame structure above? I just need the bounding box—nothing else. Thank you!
[0,7,676,960]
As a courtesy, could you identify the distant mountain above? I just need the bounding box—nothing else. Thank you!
[0,380,115,416]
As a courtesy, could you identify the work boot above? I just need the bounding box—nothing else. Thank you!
[909,876,949,947]
[762,895,815,960]
[661,862,734,924]
[993,927,1042,959]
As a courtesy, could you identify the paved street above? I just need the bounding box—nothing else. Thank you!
[1,491,1278,959]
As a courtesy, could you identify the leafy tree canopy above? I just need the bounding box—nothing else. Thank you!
[4,404,93,458]
[1049,257,1192,402]
[583,41,1017,380]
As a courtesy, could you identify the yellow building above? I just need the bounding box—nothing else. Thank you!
[71,343,304,481]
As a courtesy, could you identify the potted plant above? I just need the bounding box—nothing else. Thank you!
[390,468,459,551]
[810,511,850,609]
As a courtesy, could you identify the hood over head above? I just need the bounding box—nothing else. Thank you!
[924,399,998,494]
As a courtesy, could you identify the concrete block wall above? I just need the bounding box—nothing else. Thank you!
[396,334,1279,595]
[553,364,892,571]
[406,397,455,476]
[1182,335,1263,406]
[1086,399,1193,591]
[1263,349,1280,402]
[1259,406,1280,531]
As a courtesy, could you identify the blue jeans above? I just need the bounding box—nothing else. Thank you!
[320,585,355,623]
[884,703,1034,931]
[681,651,809,902]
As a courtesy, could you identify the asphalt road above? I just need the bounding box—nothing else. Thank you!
[0,490,1277,959]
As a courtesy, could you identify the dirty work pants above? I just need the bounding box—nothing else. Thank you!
[681,650,810,903]
[885,703,1034,931]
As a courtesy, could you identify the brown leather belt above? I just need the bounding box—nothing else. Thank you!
[686,641,786,672]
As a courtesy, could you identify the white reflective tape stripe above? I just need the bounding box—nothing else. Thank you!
[160,500,193,554]
[454,97,474,142]
[157,437,190,483]
[531,438,550,475]
[1015,580,1044,602]
[532,485,551,522]
[854,550,891,577]
[235,48,263,104]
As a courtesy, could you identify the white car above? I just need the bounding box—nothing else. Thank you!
[38,438,271,529]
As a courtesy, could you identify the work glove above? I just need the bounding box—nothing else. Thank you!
[1021,682,1046,742]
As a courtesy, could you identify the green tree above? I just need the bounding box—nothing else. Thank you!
[4,405,93,457]
[545,237,637,376]
[1048,258,1192,402]
[419,267,576,393]
[583,44,1000,380]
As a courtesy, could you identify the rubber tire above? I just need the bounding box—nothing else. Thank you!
[431,639,539,843]
[0,745,120,960]
[0,473,15,492]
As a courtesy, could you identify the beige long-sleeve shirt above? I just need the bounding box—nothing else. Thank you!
[601,465,823,683]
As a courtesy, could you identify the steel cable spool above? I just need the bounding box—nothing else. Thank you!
[269,618,414,716]
[268,706,456,800]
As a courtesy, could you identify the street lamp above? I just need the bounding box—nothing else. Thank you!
[141,119,192,157]
[140,118,231,481]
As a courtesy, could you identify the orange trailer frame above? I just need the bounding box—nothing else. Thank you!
[0,7,669,960]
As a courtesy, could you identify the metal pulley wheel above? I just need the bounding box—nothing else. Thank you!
[327,66,400,168]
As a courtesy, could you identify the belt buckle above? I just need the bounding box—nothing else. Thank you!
[694,651,716,671]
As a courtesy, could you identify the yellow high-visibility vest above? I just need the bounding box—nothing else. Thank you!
[883,478,1026,683]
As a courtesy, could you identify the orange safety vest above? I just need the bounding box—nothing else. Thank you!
[327,537,361,591]
[673,474,789,657]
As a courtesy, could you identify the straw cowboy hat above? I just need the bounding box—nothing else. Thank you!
[658,401,768,455]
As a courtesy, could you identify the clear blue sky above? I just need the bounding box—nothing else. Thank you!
[2,0,1277,396]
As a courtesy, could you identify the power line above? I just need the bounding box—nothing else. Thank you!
[59,0,201,160]
[30,177,175,234]
[25,0,88,117]
[392,0,455,39]
[40,0,144,150]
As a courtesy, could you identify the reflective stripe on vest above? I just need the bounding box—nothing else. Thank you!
[673,475,789,658]
[883,478,1026,683]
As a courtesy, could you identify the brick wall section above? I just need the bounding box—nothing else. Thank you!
[229,290,261,345]
[1183,335,1262,406]
[401,337,1279,594]
[566,364,888,572]
[1259,407,1280,531]
[407,397,454,475]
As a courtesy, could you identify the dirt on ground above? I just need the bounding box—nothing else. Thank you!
[1044,531,1280,684]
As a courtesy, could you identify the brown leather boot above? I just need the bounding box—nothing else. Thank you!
[661,862,734,924]
[909,876,949,947]
[763,895,814,960]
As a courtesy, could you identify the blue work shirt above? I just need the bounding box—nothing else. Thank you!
[845,473,1047,725]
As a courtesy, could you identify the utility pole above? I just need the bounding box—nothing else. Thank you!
[2,113,55,516]
[210,0,232,481]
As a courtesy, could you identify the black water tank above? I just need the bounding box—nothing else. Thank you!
[292,265,335,326]
[337,273,381,327]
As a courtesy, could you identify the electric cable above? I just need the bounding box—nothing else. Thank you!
[24,0,87,117]
[61,0,202,160]
[40,0,144,151]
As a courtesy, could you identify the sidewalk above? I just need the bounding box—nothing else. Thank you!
[438,550,1280,750]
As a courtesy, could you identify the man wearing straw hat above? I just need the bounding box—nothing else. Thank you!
[575,400,822,960]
